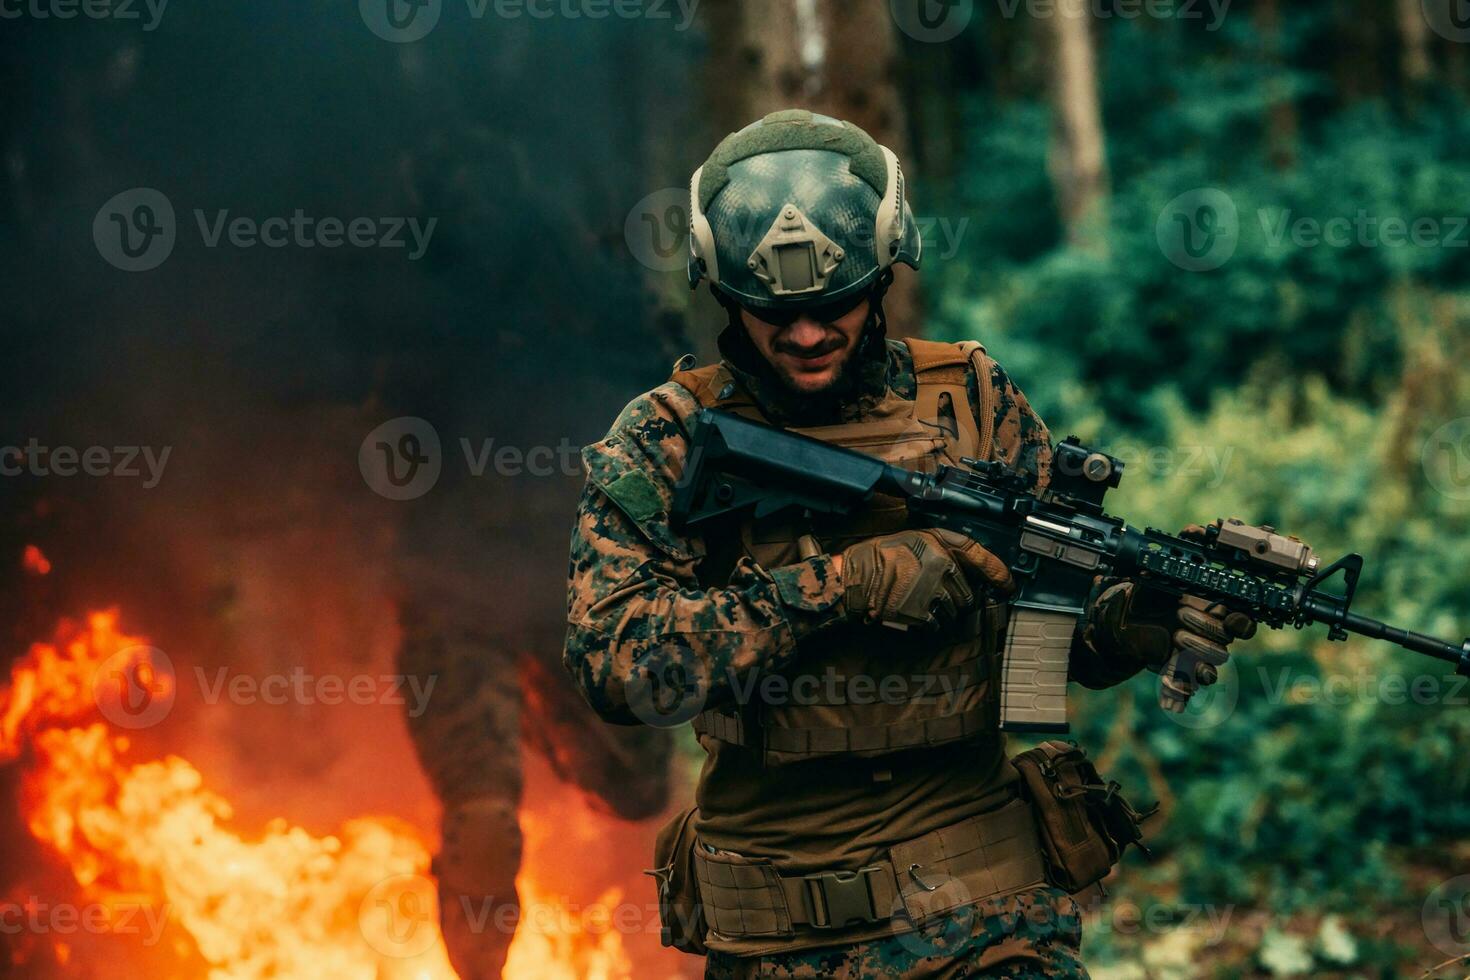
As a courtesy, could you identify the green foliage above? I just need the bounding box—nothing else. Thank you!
[928,20,1470,430]
[924,9,1470,969]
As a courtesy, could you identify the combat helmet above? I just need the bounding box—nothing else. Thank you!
[689,109,922,316]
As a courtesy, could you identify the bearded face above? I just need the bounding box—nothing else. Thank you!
[737,299,871,398]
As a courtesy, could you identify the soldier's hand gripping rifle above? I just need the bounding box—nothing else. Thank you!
[671,408,1470,733]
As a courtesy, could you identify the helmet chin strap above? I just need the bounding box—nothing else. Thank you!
[860,269,896,354]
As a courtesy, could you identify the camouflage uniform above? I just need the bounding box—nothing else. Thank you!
[565,338,1131,730]
[564,337,1136,977]
[704,886,1086,980]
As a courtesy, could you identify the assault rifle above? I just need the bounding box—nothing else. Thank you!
[670,408,1470,733]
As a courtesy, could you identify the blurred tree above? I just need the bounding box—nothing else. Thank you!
[1040,3,1110,254]
[1255,0,1300,168]
[1397,0,1432,87]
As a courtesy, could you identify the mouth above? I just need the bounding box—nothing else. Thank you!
[777,346,843,373]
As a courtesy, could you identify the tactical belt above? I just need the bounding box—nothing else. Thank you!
[692,798,1047,940]
[692,654,992,757]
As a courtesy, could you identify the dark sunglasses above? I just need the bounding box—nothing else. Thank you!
[741,289,869,328]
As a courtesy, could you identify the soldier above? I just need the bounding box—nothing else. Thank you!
[563,109,1255,979]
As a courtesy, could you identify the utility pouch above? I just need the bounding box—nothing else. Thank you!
[1011,740,1156,894]
[644,806,708,955]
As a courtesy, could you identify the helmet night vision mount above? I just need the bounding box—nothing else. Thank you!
[688,109,923,313]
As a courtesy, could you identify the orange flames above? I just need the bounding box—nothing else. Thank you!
[22,544,52,576]
[1,607,643,979]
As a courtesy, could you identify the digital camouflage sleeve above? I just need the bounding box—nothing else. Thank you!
[563,347,1141,725]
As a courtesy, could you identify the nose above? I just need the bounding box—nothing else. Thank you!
[783,317,826,348]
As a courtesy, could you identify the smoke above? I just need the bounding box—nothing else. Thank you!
[0,0,704,908]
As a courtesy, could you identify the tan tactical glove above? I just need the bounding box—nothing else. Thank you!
[1088,581,1258,709]
[839,529,1013,629]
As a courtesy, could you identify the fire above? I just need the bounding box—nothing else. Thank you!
[22,544,52,576]
[504,879,633,980]
[1,608,641,979]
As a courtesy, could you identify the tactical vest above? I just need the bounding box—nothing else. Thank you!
[670,338,1009,767]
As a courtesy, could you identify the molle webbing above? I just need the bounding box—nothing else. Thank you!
[693,799,1047,940]
[903,337,992,462]
[670,339,1002,764]
[693,701,991,758]
[692,652,993,758]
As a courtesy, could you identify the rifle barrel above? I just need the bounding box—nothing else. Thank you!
[1300,595,1470,675]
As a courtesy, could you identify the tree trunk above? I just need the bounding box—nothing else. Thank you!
[1255,0,1299,169]
[1042,1,1110,255]
[1333,0,1386,101]
[813,0,920,332]
[1397,0,1432,87]
[701,0,807,133]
